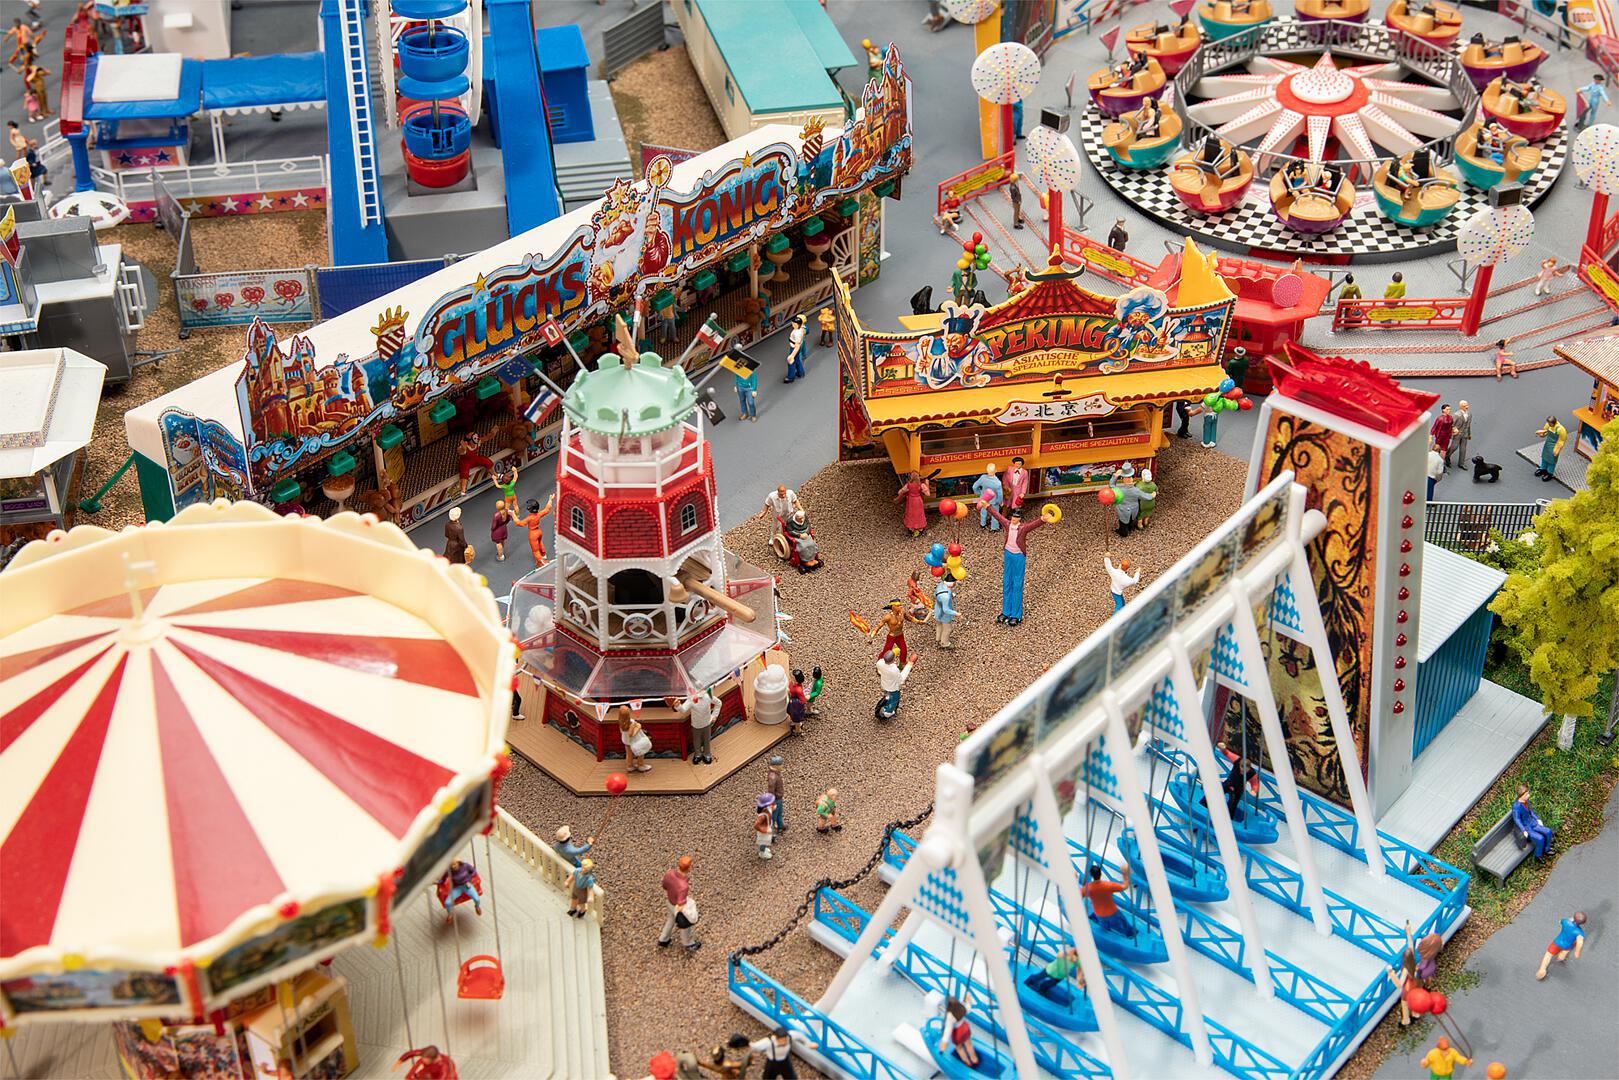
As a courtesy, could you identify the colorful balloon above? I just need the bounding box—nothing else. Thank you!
[930,564,946,577]
[951,566,967,581]
[930,543,947,559]
[1428,992,1447,1016]
[1239,398,1253,411]
[938,498,957,517]
[605,772,629,795]
[947,543,963,557]
[954,501,970,519]
[1406,987,1432,1016]
[1486,1063,1507,1079]
[1097,487,1117,506]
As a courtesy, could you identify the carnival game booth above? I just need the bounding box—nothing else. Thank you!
[1553,334,1619,459]
[834,243,1236,500]
[124,49,915,531]
[0,502,513,1075]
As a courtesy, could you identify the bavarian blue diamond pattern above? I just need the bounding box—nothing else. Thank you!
[1211,621,1247,690]
[917,867,971,935]
[1010,802,1048,869]
[1268,573,1306,642]
[1144,675,1183,741]
[1082,742,1119,800]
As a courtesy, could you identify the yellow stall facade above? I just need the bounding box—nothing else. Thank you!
[834,243,1238,502]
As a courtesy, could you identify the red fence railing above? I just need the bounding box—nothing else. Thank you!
[936,150,1016,213]
[1059,228,1155,286]
[1331,296,1470,331]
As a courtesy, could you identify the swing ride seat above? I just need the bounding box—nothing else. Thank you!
[921,1018,1007,1079]
[435,871,483,910]
[1011,960,1098,1032]
[456,954,506,1000]
[1166,769,1280,845]
[1077,897,1170,965]
[1118,829,1230,904]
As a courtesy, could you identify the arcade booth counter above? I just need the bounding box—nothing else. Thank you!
[1553,334,1619,459]
[0,348,106,548]
[834,242,1236,499]
[124,51,914,530]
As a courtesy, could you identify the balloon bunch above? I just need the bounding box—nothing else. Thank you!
[925,542,968,581]
[958,231,993,273]
[936,497,972,520]
[1202,376,1253,417]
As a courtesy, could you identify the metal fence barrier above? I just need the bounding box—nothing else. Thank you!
[1424,500,1545,553]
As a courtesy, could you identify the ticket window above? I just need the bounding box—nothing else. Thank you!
[916,424,1033,462]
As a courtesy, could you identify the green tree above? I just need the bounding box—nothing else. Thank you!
[1490,420,1619,749]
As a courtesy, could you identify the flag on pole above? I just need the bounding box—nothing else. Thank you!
[1100,27,1120,54]
[523,384,561,424]
[694,314,727,351]
[540,319,564,346]
[1169,0,1195,16]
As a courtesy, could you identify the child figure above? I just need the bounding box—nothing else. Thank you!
[618,706,652,772]
[815,788,842,833]
[754,793,777,859]
[519,494,556,567]
[567,858,594,918]
[491,499,510,562]
[438,860,482,922]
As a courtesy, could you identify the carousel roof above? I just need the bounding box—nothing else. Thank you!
[0,504,510,985]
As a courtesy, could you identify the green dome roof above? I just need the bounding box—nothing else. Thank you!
[562,350,697,437]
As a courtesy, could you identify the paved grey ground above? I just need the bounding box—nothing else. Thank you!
[1374,781,1619,1080]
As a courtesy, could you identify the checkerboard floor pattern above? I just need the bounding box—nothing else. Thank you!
[1077,109,1568,259]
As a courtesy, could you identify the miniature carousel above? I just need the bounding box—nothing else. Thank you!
[505,329,788,795]
[1197,0,1275,40]
[1373,149,1462,225]
[1104,100,1184,169]
[1269,164,1356,232]
[1458,34,1546,89]
[1170,136,1256,212]
[1384,0,1464,45]
[1125,19,1201,75]
[1295,0,1372,22]
[1481,76,1565,141]
[1456,119,1542,188]
[1087,55,1168,117]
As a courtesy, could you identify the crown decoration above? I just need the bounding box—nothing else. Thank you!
[371,306,408,341]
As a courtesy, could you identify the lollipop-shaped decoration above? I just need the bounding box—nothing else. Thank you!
[1457,202,1535,335]
[1026,125,1085,192]
[971,42,1042,105]
[1574,123,1619,251]
[946,0,1001,23]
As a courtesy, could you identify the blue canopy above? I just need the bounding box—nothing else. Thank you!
[83,54,203,120]
[200,52,327,114]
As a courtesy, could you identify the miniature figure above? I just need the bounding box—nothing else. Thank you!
[734,359,759,422]
[1493,339,1518,380]
[1197,398,1220,448]
[787,669,809,733]
[1339,273,1362,300]
[494,459,518,505]
[644,1050,678,1080]
[1420,1036,1471,1079]
[938,197,963,234]
[862,38,883,79]
[982,502,1049,626]
[568,858,594,917]
[753,1027,817,1080]
[895,470,931,537]
[703,1035,753,1078]
[1577,73,1610,130]
[971,464,1003,530]
[1111,464,1156,536]
[794,667,824,722]
[765,483,805,522]
[553,825,594,866]
[669,687,720,764]
[923,1,950,31]
[785,314,809,383]
[519,495,557,567]
[1107,218,1129,252]
[618,705,653,772]
[869,598,924,662]
[1511,783,1555,858]
[767,756,788,834]
[393,1045,456,1079]
[1431,404,1455,472]
[1534,258,1568,295]
[815,788,843,833]
[1453,401,1473,467]
[1104,553,1139,612]
[1226,346,1250,392]
[784,510,822,572]
[1385,272,1407,299]
[1024,945,1085,999]
[1535,911,1586,980]
[1427,439,1445,501]
[1004,455,1031,510]
[754,793,777,859]
[1173,398,1193,438]
[905,570,933,625]
[657,855,700,950]
[1201,750,1257,822]
[1083,861,1134,938]
[491,500,511,562]
[438,859,482,921]
[443,507,468,564]
[1136,468,1158,529]
[933,575,960,649]
[1534,416,1566,481]
[455,432,495,496]
[1388,946,1419,1027]
[875,647,914,719]
[1009,178,1025,229]
[818,305,836,346]
[939,995,982,1069]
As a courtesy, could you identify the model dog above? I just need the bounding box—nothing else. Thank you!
[1471,455,1502,482]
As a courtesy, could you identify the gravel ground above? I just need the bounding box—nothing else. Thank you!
[79,212,327,531]
[495,443,1249,1077]
[607,44,727,177]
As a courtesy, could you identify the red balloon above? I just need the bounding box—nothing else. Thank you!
[930,564,946,577]
[1487,1063,1507,1079]
[605,773,629,796]
[947,542,963,557]
[1428,991,1447,1016]
[1097,487,1117,506]
[963,240,975,253]
[1406,987,1432,1015]
[1238,398,1254,411]
[972,231,984,244]
[938,498,957,517]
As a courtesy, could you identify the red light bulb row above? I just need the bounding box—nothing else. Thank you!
[1393,492,1419,720]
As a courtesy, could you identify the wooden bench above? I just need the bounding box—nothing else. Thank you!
[1470,810,1533,886]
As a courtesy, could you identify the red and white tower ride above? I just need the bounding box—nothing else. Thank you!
[507,347,785,792]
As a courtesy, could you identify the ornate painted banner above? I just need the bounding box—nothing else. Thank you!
[175,268,315,330]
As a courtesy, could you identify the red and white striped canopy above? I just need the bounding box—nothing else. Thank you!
[0,504,511,991]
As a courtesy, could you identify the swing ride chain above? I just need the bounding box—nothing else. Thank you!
[729,802,934,962]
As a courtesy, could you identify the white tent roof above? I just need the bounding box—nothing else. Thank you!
[0,349,107,480]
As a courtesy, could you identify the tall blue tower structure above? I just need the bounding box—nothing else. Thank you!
[486,0,562,234]
[320,0,390,264]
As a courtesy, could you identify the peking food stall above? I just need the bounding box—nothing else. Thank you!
[123,48,914,530]
[834,242,1237,499]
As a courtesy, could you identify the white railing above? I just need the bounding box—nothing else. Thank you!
[90,155,327,205]
[490,807,605,922]
[337,0,383,227]
[118,260,147,332]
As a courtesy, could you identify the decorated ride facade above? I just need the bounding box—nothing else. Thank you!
[123,48,914,530]
[836,243,1237,501]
